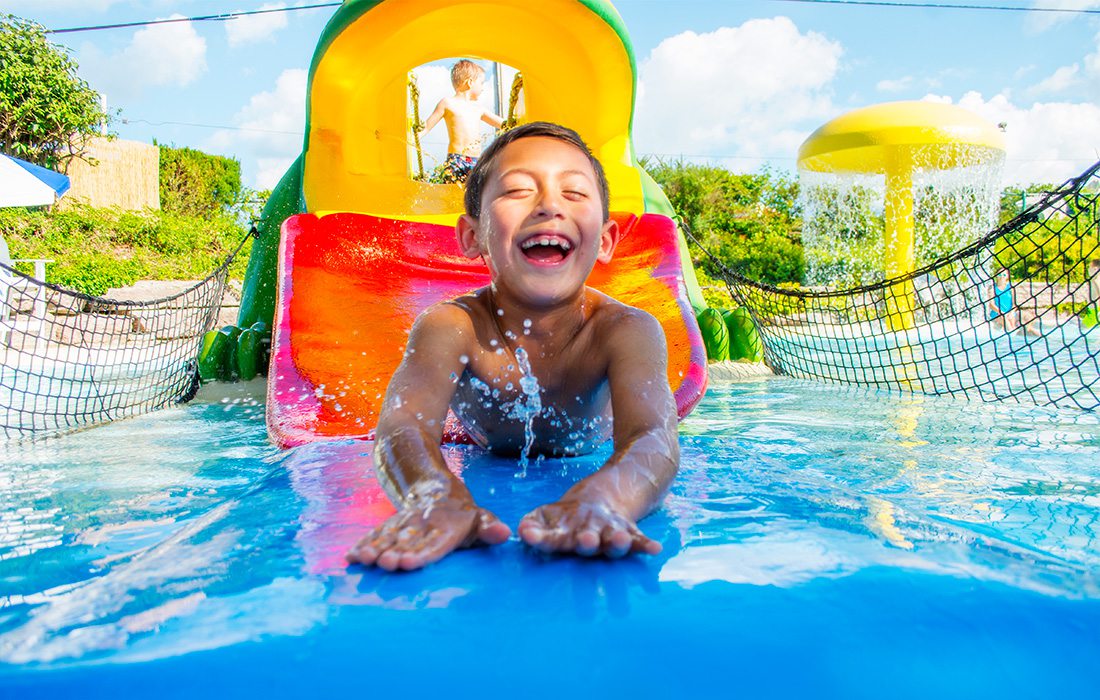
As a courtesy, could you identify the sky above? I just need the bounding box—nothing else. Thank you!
[3,0,1099,191]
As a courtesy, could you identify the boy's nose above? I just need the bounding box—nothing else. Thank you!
[534,189,566,217]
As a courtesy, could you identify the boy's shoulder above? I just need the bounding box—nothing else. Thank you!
[584,289,664,345]
[418,293,486,328]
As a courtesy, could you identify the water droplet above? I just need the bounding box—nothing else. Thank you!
[459,354,470,364]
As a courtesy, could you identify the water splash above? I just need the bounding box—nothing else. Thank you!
[800,144,1003,289]
[507,346,542,477]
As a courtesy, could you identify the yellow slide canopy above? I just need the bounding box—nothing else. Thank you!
[303,0,646,224]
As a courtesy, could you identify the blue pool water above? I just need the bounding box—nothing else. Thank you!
[2,377,1099,698]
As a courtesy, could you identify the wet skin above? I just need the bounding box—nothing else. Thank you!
[420,74,504,158]
[346,137,679,571]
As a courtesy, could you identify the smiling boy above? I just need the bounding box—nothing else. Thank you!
[346,122,680,571]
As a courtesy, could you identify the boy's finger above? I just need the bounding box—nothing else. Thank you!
[346,526,396,564]
[574,527,602,556]
[395,537,456,570]
[374,547,405,571]
[518,514,565,551]
[631,532,662,555]
[475,510,512,545]
[602,527,633,558]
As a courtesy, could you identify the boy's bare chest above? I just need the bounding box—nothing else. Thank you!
[449,344,611,455]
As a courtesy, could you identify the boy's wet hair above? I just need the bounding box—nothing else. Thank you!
[450,60,484,89]
[463,121,611,222]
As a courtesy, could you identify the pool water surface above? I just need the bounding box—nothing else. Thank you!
[2,376,1099,698]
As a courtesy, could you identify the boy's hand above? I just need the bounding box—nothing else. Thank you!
[346,496,511,571]
[518,498,661,558]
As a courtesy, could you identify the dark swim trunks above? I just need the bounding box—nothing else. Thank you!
[439,153,477,183]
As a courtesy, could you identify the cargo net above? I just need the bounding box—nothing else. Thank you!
[1,240,244,441]
[704,159,1100,411]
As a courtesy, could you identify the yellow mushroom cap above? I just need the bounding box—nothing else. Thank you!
[798,101,1006,174]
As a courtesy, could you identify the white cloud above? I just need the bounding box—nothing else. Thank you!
[1026,0,1100,32]
[1084,30,1100,91]
[877,76,914,93]
[225,3,288,48]
[926,92,1100,185]
[1029,64,1080,95]
[206,69,307,190]
[78,15,207,100]
[634,17,842,170]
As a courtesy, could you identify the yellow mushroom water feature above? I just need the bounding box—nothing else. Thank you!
[798,101,1006,331]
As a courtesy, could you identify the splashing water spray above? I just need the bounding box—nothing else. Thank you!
[505,346,542,477]
[798,101,1005,331]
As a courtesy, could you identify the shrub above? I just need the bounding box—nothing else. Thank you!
[0,204,251,296]
[645,160,804,286]
[159,145,243,219]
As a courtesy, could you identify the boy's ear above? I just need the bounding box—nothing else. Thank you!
[456,214,483,259]
[597,219,620,264]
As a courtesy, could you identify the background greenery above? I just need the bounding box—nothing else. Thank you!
[0,144,261,296]
[645,160,804,288]
[0,14,111,170]
[4,153,1092,299]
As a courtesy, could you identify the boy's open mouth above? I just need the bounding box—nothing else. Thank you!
[520,234,573,264]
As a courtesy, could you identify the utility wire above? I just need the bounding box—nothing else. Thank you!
[47,2,340,34]
[43,0,1100,34]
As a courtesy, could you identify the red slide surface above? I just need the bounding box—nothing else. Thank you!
[268,212,707,448]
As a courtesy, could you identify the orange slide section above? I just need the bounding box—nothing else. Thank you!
[267,212,707,448]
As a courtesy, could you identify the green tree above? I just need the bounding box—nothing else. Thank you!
[0,14,111,170]
[646,160,804,286]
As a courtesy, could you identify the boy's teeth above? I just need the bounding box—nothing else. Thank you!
[522,238,571,250]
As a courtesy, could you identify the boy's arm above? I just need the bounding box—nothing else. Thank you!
[519,309,679,557]
[481,110,504,129]
[347,304,510,570]
[420,99,446,134]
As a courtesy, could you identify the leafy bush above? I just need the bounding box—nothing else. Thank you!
[645,160,804,286]
[159,145,243,219]
[993,201,1099,283]
[0,204,251,296]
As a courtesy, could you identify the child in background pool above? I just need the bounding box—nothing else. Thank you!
[346,122,680,571]
[988,266,1041,337]
[418,60,504,183]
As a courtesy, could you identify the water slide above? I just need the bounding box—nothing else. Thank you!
[220,0,710,446]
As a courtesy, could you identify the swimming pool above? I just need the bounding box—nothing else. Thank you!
[2,376,1099,698]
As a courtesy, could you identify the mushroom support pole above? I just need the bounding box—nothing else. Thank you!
[884,146,916,332]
